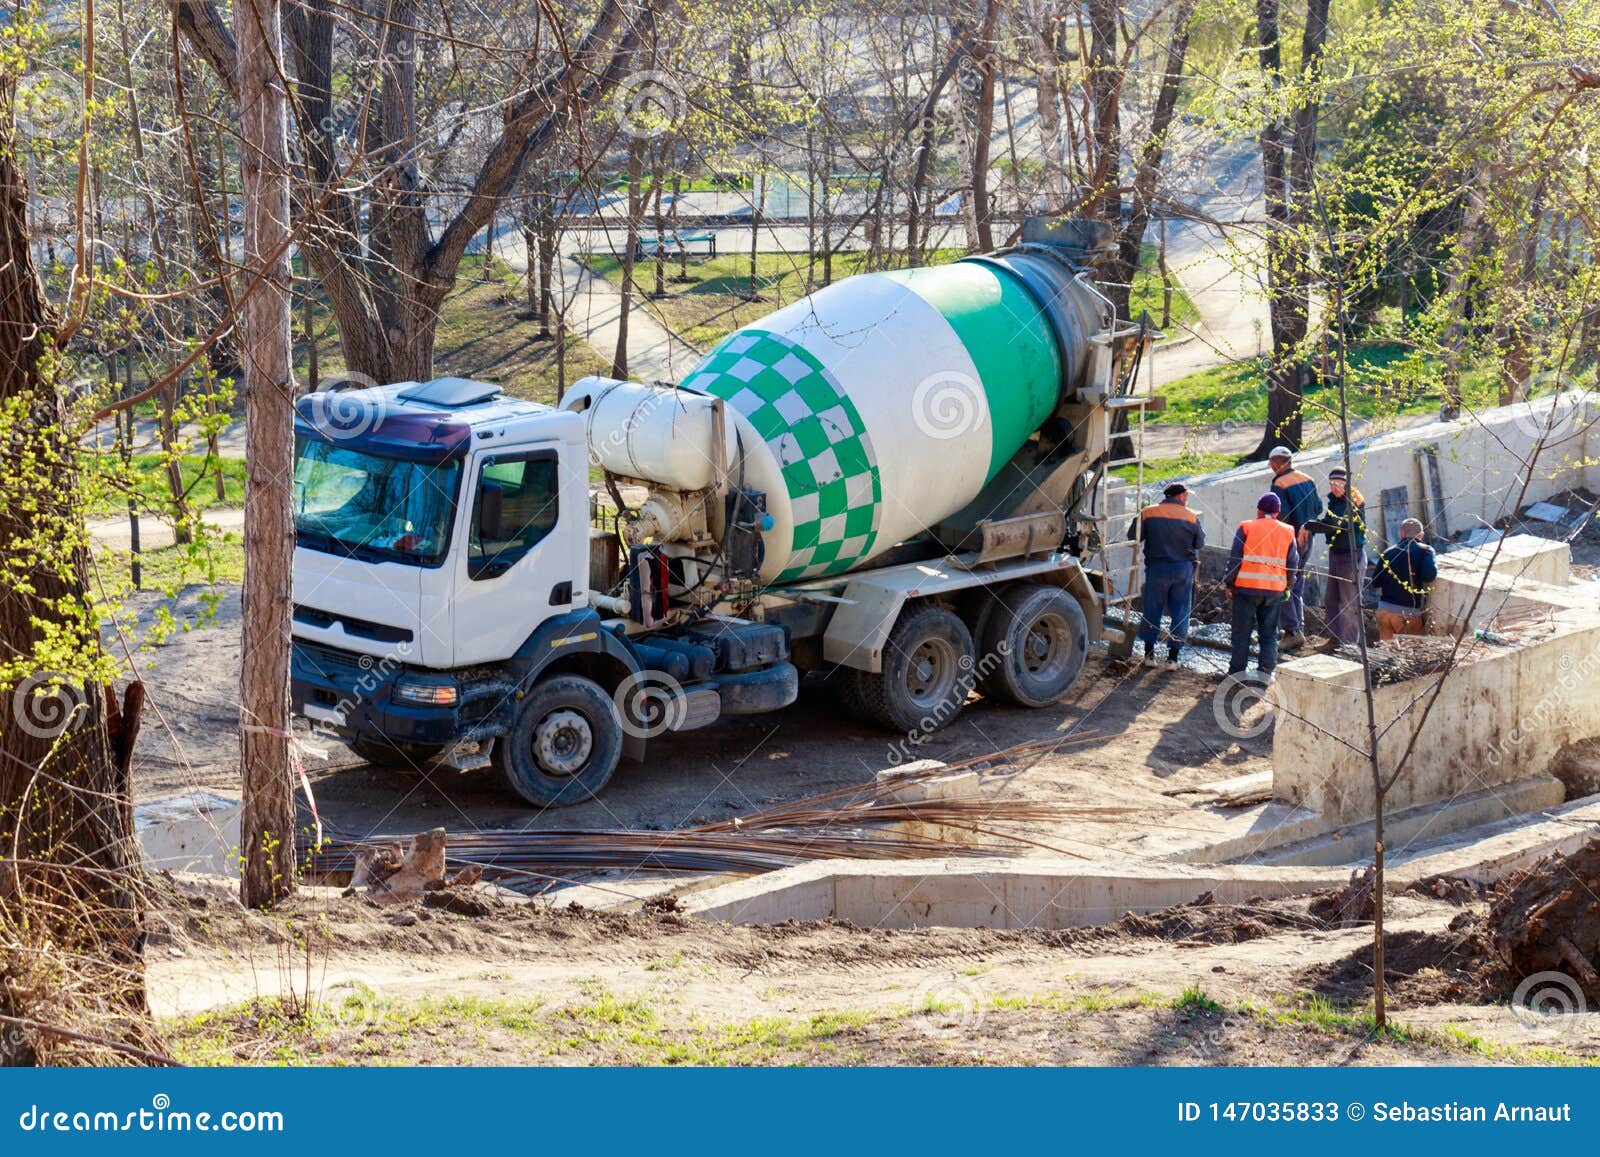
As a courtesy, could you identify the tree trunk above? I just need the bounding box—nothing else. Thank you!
[971,1,999,252]
[1247,0,1330,460]
[235,0,298,909]
[1086,0,1121,226]
[0,74,149,1064]
[651,144,667,299]
[615,136,646,378]
[302,277,319,393]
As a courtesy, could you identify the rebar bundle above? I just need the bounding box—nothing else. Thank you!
[306,731,1154,892]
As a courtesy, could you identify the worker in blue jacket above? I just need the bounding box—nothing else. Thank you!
[1371,518,1438,640]
[1128,482,1205,666]
[1267,446,1319,645]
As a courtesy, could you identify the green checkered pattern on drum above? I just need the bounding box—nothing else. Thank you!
[681,329,881,582]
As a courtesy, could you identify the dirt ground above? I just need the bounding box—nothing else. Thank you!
[146,877,1600,1066]
[125,581,1600,1066]
[124,585,1256,862]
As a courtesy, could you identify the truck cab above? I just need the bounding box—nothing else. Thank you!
[292,221,1142,809]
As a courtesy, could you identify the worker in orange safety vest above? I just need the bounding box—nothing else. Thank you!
[1225,492,1301,679]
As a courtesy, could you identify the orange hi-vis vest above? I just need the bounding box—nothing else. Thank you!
[1235,517,1295,592]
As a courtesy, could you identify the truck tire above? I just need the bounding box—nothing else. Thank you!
[854,604,976,734]
[493,674,623,807]
[976,583,1088,708]
[349,738,447,775]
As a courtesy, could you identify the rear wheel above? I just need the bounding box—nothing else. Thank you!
[976,583,1088,707]
[853,604,975,734]
[493,674,623,807]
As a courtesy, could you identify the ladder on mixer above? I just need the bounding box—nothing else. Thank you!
[1092,331,1162,653]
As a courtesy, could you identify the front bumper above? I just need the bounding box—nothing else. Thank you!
[291,639,472,747]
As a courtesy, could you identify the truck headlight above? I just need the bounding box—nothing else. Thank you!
[393,674,459,706]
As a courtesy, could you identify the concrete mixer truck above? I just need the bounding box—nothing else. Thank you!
[288,218,1152,806]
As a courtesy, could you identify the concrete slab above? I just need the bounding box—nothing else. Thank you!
[684,857,1349,928]
[1436,533,1571,587]
[1241,775,1566,867]
[136,791,241,876]
[1388,794,1600,885]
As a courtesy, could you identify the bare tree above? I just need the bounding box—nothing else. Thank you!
[178,0,649,382]
[234,0,297,908]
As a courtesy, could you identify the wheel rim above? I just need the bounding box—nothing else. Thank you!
[1019,611,1071,683]
[905,637,958,708]
[533,709,593,776]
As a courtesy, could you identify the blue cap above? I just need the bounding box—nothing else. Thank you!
[1258,492,1282,514]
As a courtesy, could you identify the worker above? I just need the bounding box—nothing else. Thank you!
[1266,446,1319,648]
[1129,481,1204,666]
[1226,492,1301,679]
[1371,517,1437,640]
[1301,467,1367,646]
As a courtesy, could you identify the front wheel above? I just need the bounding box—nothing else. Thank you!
[976,584,1088,707]
[493,674,623,807]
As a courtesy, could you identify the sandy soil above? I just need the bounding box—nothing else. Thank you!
[146,878,1600,1066]
[124,585,1263,865]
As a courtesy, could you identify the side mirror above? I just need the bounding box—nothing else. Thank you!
[476,481,504,542]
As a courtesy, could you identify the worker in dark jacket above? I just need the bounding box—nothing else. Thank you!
[1301,467,1367,646]
[1371,518,1437,639]
[1226,492,1301,678]
[1128,482,1205,666]
[1267,447,1319,645]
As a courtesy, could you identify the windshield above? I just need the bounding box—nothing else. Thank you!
[293,437,461,566]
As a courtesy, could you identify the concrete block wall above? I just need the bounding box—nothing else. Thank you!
[1271,608,1600,826]
[1105,394,1598,604]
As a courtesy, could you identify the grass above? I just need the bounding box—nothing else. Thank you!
[1111,449,1240,484]
[585,248,955,350]
[293,255,611,404]
[163,983,1599,1067]
[165,988,876,1067]
[82,453,248,518]
[1147,338,1589,431]
[1130,244,1201,331]
[586,246,1199,352]
[92,536,245,603]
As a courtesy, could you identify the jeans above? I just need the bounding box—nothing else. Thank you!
[1282,560,1306,636]
[1323,551,1364,645]
[1138,562,1195,651]
[1229,589,1283,675]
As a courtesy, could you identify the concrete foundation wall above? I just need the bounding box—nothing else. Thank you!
[1271,608,1600,825]
[1106,395,1600,602]
[684,857,1349,929]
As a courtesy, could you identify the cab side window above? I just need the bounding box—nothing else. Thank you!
[469,453,559,578]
